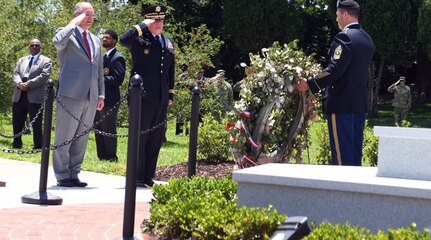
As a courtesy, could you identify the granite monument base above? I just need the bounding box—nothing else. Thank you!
[233,164,431,232]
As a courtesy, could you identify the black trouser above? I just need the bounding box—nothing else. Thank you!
[94,105,119,160]
[137,100,167,181]
[12,92,43,148]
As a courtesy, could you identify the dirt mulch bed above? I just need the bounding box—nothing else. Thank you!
[154,161,237,181]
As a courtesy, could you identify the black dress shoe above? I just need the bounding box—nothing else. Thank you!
[57,178,74,187]
[71,178,88,187]
[143,178,155,187]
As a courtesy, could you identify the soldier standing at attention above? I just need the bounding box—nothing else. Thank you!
[297,0,375,166]
[120,5,175,187]
[388,76,411,126]
[94,29,126,162]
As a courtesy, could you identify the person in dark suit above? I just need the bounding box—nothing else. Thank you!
[12,39,52,149]
[94,30,126,162]
[52,2,104,187]
[120,5,175,187]
[297,0,374,166]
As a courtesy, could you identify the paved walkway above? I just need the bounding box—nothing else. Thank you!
[0,158,156,239]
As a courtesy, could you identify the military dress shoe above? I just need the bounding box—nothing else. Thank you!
[71,178,88,187]
[136,179,154,188]
[57,178,74,187]
[144,178,155,187]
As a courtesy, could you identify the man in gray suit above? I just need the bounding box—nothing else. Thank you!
[12,39,52,149]
[52,2,104,187]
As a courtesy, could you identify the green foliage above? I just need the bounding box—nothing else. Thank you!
[313,120,331,165]
[306,222,431,240]
[418,0,431,59]
[361,0,417,64]
[144,176,287,239]
[221,0,304,54]
[305,222,374,239]
[173,24,224,77]
[362,121,379,167]
[197,114,232,162]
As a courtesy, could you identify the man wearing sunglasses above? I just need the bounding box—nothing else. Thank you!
[12,39,52,149]
[297,0,374,166]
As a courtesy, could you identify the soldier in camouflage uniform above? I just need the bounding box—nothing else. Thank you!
[206,70,233,119]
[388,76,411,126]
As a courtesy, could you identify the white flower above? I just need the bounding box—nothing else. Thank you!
[294,66,303,74]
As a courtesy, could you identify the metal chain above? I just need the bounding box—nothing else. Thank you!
[0,90,197,155]
[0,89,49,139]
[55,91,130,138]
[0,147,42,154]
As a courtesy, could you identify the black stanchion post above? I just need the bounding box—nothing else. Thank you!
[188,86,201,178]
[22,80,62,205]
[117,74,142,240]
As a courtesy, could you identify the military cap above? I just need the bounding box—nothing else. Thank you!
[141,5,167,19]
[337,0,360,10]
[399,76,406,81]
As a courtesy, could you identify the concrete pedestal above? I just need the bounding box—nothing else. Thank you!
[374,126,431,181]
[233,164,431,232]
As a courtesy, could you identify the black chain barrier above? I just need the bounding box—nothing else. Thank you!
[55,90,130,138]
[1,87,192,155]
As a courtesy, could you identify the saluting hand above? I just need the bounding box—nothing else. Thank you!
[70,13,86,26]
[143,19,155,26]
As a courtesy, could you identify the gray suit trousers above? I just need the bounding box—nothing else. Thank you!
[52,96,97,180]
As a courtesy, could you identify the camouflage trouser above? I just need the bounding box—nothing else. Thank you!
[394,107,409,126]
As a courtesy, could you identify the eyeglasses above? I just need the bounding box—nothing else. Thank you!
[30,44,40,47]
[85,13,95,18]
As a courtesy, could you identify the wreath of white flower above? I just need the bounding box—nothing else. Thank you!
[227,40,321,167]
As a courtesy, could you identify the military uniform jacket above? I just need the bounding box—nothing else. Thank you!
[120,22,175,105]
[308,24,374,114]
[388,84,411,109]
[103,48,126,107]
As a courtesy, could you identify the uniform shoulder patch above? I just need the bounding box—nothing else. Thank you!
[333,45,342,60]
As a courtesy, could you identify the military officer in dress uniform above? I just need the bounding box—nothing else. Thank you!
[388,76,411,126]
[120,5,175,187]
[297,0,375,166]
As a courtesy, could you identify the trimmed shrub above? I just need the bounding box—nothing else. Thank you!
[197,114,233,162]
[143,176,287,239]
[305,222,431,240]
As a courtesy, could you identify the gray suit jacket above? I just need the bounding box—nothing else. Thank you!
[12,55,52,104]
[53,24,104,103]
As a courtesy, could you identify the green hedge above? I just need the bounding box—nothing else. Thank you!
[305,222,431,240]
[143,176,287,239]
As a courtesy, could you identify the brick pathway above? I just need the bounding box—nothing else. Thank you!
[0,202,150,239]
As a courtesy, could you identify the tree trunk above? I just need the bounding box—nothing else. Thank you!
[416,45,431,101]
[368,57,384,117]
[367,61,375,115]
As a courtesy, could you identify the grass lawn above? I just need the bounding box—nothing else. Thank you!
[1,101,430,175]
